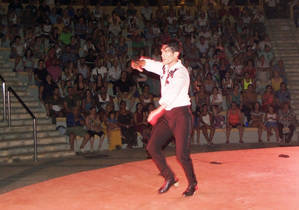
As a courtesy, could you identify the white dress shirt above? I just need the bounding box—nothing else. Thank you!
[143,59,191,110]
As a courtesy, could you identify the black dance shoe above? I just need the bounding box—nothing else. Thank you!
[183,183,198,197]
[158,178,179,194]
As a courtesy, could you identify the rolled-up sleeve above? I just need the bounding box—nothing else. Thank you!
[143,59,163,76]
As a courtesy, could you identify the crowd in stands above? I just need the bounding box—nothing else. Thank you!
[1,0,297,152]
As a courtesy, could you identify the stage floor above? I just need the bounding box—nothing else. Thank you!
[0,147,299,210]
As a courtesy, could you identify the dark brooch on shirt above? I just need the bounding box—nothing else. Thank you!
[165,68,178,85]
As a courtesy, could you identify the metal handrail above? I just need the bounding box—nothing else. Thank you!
[7,87,38,162]
[0,74,6,121]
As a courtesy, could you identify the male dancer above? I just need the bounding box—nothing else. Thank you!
[131,39,197,196]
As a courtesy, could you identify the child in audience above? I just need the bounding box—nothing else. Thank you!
[264,105,279,142]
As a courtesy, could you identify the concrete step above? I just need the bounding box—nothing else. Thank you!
[0,95,36,103]
[273,46,299,50]
[0,129,62,141]
[270,33,298,37]
[0,117,52,127]
[0,71,16,77]
[283,60,299,64]
[272,40,299,44]
[0,106,44,114]
[285,65,299,70]
[273,43,299,48]
[286,72,299,76]
[0,124,56,133]
[0,89,29,97]
[275,51,299,56]
[2,112,47,120]
[285,77,299,82]
[0,149,75,163]
[278,57,299,62]
[0,141,70,158]
[0,63,13,68]
[0,100,40,108]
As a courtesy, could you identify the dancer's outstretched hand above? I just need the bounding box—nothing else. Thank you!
[131,60,145,72]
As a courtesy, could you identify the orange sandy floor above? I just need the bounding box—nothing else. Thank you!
[1,147,299,210]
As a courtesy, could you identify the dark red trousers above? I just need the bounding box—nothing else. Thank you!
[147,106,197,184]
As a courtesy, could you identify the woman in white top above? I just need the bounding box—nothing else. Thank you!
[199,104,215,145]
[264,105,279,142]
[210,87,223,111]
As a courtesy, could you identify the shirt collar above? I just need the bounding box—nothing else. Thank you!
[165,59,182,72]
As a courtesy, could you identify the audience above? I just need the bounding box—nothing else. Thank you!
[2,1,296,151]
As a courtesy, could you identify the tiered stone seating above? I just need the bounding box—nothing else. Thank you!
[0,48,75,163]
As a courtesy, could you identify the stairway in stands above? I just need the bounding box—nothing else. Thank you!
[0,49,74,163]
[266,19,299,125]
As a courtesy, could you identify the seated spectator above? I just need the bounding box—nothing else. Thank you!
[203,73,216,95]
[139,84,154,109]
[61,45,77,66]
[64,87,81,114]
[222,72,233,96]
[275,82,291,108]
[75,17,87,39]
[32,36,46,59]
[108,17,122,37]
[249,102,265,142]
[195,86,209,109]
[97,86,114,111]
[117,100,137,148]
[278,103,297,143]
[211,105,225,129]
[218,58,230,83]
[107,58,122,84]
[256,55,271,93]
[228,84,242,109]
[106,111,119,131]
[199,104,215,145]
[82,89,96,115]
[271,71,283,92]
[83,39,96,62]
[80,107,105,152]
[91,58,108,82]
[272,59,286,82]
[47,58,62,82]
[115,71,136,96]
[196,36,209,56]
[74,73,86,96]
[134,103,151,144]
[293,1,299,27]
[66,106,86,151]
[193,107,201,144]
[231,56,244,84]
[242,84,258,123]
[77,57,90,80]
[242,72,255,91]
[210,87,223,110]
[59,26,72,45]
[34,59,48,86]
[262,85,275,112]
[264,105,279,142]
[243,60,256,79]
[48,87,65,119]
[226,102,244,144]
[118,90,136,112]
[261,44,274,66]
[39,74,57,116]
